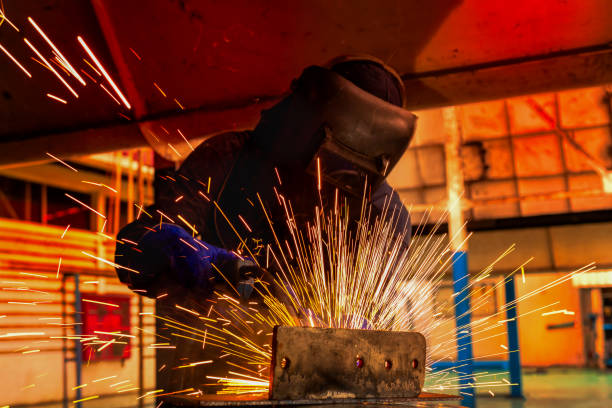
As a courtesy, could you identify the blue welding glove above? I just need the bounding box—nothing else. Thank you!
[115,222,261,299]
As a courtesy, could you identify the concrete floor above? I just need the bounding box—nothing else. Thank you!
[11,393,155,408]
[12,368,612,407]
[445,368,612,408]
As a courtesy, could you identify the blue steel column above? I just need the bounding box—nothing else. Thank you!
[74,274,83,407]
[453,251,475,408]
[443,106,475,408]
[504,275,523,398]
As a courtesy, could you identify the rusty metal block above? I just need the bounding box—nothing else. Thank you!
[269,326,426,400]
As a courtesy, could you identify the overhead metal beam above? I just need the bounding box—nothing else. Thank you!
[0,163,153,203]
[0,122,145,170]
[0,99,277,169]
[402,44,612,109]
[0,45,610,168]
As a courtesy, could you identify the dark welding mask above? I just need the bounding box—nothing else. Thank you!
[253,65,416,195]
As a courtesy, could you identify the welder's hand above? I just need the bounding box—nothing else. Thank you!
[220,259,301,322]
[221,257,266,301]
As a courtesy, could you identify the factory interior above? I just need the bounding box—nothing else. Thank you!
[1,1,612,407]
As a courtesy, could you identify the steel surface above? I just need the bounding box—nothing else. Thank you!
[161,392,461,407]
[269,327,426,400]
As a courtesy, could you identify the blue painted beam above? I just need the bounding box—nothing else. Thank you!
[452,251,475,408]
[504,275,523,398]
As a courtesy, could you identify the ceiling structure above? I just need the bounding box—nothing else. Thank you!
[387,84,612,224]
[0,0,611,168]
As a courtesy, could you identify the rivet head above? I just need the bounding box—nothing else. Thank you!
[411,359,419,369]
[384,359,393,370]
[355,356,364,368]
[280,357,290,369]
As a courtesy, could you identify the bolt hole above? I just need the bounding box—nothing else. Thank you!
[411,359,419,369]
[281,357,290,369]
[384,359,392,370]
[355,356,364,368]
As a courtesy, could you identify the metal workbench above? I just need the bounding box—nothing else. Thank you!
[161,392,463,407]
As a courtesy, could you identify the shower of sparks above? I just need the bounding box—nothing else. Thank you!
[81,180,117,193]
[206,376,269,395]
[129,47,142,60]
[0,8,19,31]
[24,38,79,98]
[176,360,212,368]
[541,309,574,316]
[175,305,200,316]
[56,257,62,279]
[174,98,185,110]
[177,129,195,151]
[94,331,135,338]
[80,68,96,83]
[0,42,32,78]
[81,251,140,273]
[46,93,67,104]
[100,83,122,105]
[238,214,252,233]
[64,193,106,218]
[46,152,78,172]
[82,58,101,76]
[177,214,198,235]
[167,142,183,158]
[0,332,45,338]
[82,299,119,308]
[153,82,167,97]
[97,338,116,351]
[144,183,594,397]
[27,17,86,85]
[77,36,131,109]
[73,395,99,403]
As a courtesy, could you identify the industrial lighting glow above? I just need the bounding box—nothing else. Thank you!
[571,270,612,287]
[602,171,612,194]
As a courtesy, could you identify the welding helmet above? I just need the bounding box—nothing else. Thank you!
[252,57,416,195]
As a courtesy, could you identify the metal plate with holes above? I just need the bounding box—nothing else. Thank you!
[269,327,426,400]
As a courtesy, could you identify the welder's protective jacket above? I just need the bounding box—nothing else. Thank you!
[115,66,415,299]
[113,63,415,394]
[115,129,410,299]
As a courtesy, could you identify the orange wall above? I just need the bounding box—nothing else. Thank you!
[516,272,584,366]
[428,272,584,367]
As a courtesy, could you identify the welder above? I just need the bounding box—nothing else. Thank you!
[113,56,417,391]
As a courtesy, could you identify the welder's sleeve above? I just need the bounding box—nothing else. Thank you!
[372,181,411,248]
[114,222,250,298]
